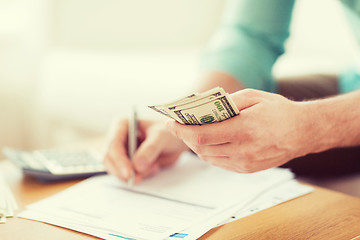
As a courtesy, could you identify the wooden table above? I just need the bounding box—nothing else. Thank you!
[1,159,360,240]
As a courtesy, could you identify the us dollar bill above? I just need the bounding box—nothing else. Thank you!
[148,87,239,125]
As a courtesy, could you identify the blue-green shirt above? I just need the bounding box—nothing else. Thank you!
[201,0,360,93]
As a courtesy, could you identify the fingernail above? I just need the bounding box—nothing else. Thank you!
[120,167,129,179]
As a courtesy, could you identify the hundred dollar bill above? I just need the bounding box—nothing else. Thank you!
[173,94,239,125]
[148,92,199,123]
[148,87,239,125]
[149,87,224,119]
[166,87,226,111]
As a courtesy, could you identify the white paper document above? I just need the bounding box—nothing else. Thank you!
[19,152,313,240]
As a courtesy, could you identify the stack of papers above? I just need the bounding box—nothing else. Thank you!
[0,177,18,223]
[19,152,312,239]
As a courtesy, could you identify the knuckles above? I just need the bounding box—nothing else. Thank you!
[238,158,258,173]
[190,144,203,155]
[242,149,255,162]
[198,154,209,162]
[236,130,251,141]
[232,149,260,173]
[198,153,260,174]
[181,131,209,146]
[194,132,208,145]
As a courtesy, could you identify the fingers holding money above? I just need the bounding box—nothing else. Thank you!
[166,88,309,174]
[182,141,235,158]
[166,117,240,145]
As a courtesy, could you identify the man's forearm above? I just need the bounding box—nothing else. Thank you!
[195,71,245,93]
[301,90,360,154]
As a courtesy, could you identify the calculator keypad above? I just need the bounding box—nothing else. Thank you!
[33,150,105,174]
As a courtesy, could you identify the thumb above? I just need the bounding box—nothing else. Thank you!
[230,89,264,111]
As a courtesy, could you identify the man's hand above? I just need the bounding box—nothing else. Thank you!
[103,119,189,183]
[166,89,313,173]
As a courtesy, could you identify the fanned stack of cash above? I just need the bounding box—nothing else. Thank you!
[149,87,239,125]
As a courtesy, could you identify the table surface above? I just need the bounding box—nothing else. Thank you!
[1,159,360,240]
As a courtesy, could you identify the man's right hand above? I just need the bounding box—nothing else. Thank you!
[103,119,189,183]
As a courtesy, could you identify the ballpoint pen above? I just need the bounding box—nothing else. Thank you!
[127,107,138,187]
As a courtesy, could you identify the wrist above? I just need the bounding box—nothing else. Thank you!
[295,101,337,155]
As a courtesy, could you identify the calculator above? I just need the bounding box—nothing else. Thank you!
[2,147,106,182]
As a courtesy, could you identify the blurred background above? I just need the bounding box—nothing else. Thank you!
[0,0,357,156]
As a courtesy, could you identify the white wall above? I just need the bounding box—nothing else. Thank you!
[0,0,227,151]
[0,0,49,153]
[0,0,358,153]
[49,0,225,50]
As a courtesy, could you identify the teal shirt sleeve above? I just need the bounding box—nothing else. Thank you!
[201,0,295,92]
[339,0,360,93]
